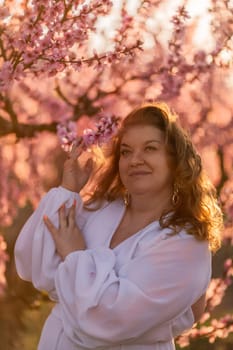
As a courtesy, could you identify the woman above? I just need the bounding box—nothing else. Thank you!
[15,102,223,350]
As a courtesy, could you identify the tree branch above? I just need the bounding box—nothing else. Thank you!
[3,96,19,131]
[55,85,74,106]
[0,116,57,138]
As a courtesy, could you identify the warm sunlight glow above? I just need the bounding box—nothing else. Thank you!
[187,0,213,48]
[217,48,233,67]
[90,0,215,52]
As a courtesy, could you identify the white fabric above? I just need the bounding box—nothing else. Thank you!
[15,187,212,350]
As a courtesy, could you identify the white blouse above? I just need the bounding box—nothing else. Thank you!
[14,187,211,350]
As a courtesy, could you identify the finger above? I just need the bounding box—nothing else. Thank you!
[67,200,76,228]
[69,139,84,160]
[43,215,59,238]
[58,204,67,229]
[74,137,84,148]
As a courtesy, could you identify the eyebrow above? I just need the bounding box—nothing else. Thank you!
[120,140,162,147]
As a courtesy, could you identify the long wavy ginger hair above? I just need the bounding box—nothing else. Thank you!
[85,102,223,252]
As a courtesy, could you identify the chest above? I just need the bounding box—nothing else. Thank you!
[109,224,136,249]
[109,217,154,249]
[82,200,161,251]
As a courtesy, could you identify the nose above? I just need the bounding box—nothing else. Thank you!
[129,151,145,166]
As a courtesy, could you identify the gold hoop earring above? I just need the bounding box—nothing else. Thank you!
[172,184,179,206]
[123,190,130,206]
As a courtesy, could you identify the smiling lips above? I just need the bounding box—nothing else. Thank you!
[129,171,151,176]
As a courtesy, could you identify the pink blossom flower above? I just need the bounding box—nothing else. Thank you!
[57,115,120,151]
[0,61,14,91]
[57,121,77,151]
[224,258,232,270]
[82,115,120,147]
[83,129,97,147]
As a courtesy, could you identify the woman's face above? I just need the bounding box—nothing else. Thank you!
[119,124,174,198]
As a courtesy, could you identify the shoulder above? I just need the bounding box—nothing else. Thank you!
[159,228,211,262]
[152,228,212,283]
[163,227,210,246]
[139,224,211,260]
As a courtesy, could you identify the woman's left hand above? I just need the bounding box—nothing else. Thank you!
[43,201,86,260]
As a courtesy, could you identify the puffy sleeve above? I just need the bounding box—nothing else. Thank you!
[54,233,211,347]
[14,186,89,299]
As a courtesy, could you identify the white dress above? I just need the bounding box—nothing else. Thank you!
[14,187,211,350]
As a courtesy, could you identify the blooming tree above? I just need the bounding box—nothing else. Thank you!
[0,0,233,347]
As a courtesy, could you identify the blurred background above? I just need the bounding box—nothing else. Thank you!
[0,0,233,349]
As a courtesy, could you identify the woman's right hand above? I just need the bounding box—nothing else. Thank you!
[61,140,93,193]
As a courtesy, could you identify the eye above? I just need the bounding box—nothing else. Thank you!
[145,146,157,152]
[120,149,131,156]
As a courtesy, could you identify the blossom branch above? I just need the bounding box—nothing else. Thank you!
[0,116,57,138]
[177,258,233,347]
[54,85,75,107]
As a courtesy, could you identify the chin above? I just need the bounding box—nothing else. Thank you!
[129,187,152,195]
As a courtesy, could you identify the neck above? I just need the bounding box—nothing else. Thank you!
[127,191,173,220]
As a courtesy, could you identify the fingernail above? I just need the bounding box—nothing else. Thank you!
[73,199,76,207]
[43,215,48,221]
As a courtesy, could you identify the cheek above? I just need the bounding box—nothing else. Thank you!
[155,155,174,180]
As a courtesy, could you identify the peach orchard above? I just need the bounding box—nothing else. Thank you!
[0,0,233,347]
